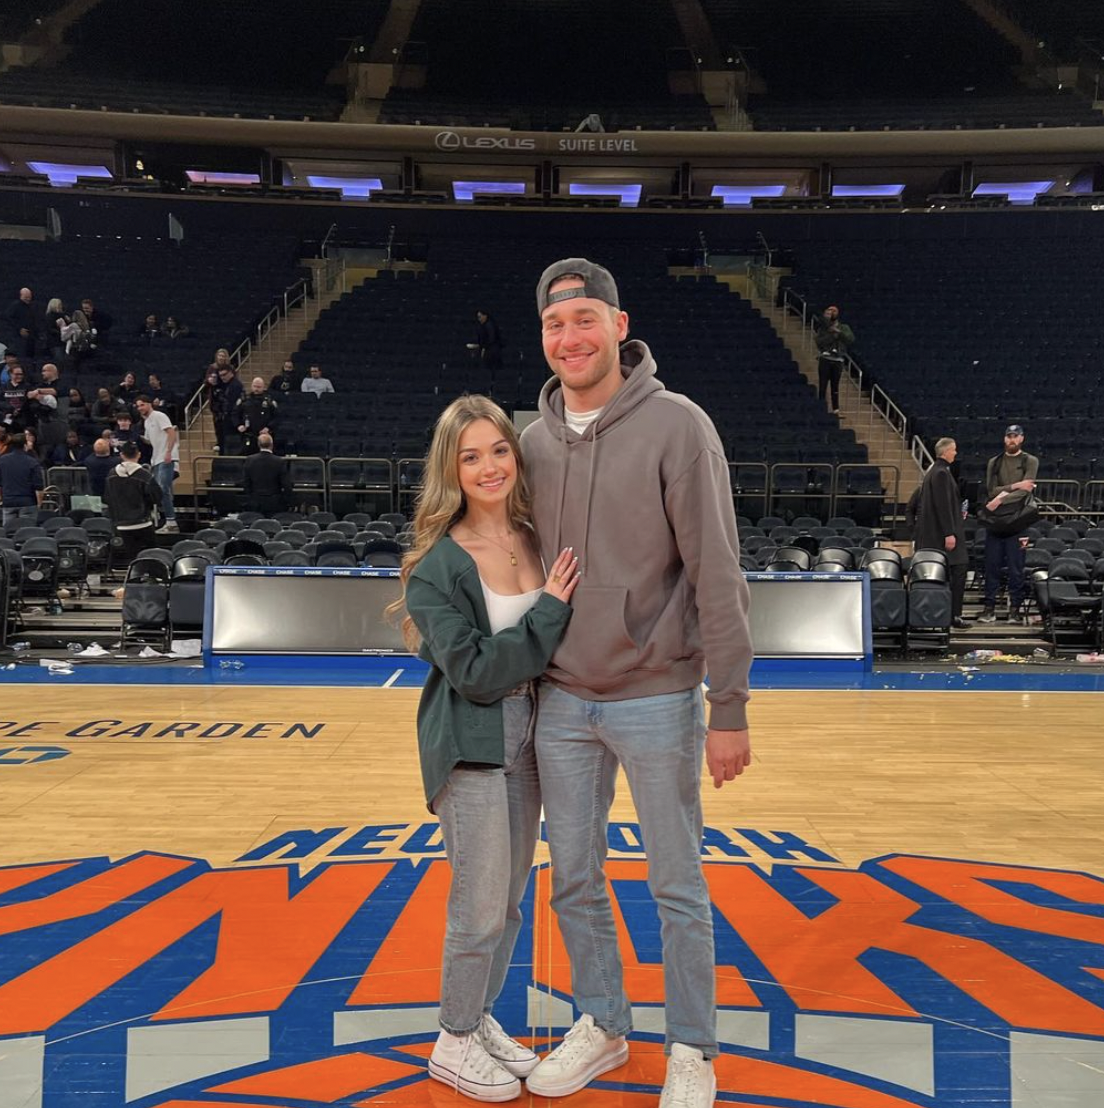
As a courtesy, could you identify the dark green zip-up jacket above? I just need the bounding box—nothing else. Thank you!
[406,535,572,810]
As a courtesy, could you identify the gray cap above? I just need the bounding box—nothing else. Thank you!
[1004,424,1024,436]
[536,258,619,315]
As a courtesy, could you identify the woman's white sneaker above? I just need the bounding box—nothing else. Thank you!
[525,1014,629,1097]
[659,1043,716,1108]
[478,1013,540,1078]
[428,1029,521,1102]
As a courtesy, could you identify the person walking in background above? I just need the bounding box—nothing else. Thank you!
[815,305,855,415]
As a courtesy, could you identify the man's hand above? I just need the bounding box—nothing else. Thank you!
[706,728,751,789]
[237,424,246,433]
[945,535,956,551]
[1013,480,1036,492]
[985,496,1003,512]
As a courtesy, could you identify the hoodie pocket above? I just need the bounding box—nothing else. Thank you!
[555,585,637,685]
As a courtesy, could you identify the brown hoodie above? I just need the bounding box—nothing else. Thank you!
[520,340,751,730]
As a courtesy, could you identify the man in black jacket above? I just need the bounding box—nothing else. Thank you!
[915,437,969,627]
[3,288,43,360]
[103,440,160,562]
[242,433,292,516]
[235,376,279,454]
[814,305,855,415]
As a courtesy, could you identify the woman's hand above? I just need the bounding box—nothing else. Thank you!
[544,547,581,603]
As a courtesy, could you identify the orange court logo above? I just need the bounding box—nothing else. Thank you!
[1,835,1102,1106]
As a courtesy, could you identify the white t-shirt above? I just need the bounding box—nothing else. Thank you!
[480,579,543,634]
[564,406,602,436]
[143,409,178,463]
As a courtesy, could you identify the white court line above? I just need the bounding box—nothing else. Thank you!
[381,669,404,688]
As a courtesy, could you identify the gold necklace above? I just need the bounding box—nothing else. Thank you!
[465,525,518,566]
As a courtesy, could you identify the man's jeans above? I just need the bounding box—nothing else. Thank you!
[983,531,1027,607]
[434,693,540,1035]
[2,505,38,528]
[152,461,176,521]
[536,684,718,1059]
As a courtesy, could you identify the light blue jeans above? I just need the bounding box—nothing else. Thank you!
[152,461,175,521]
[536,684,717,1058]
[2,504,38,528]
[434,692,540,1035]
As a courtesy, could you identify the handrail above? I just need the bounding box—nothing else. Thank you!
[910,435,935,472]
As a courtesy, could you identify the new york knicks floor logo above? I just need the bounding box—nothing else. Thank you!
[1,843,1102,1106]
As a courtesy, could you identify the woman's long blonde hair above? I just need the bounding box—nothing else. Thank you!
[389,394,533,650]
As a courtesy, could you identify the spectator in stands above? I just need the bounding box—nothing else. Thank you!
[22,426,40,460]
[103,440,160,563]
[33,396,68,463]
[79,298,113,343]
[3,287,43,360]
[162,315,190,339]
[522,259,751,1108]
[979,424,1039,624]
[2,350,21,386]
[814,305,855,415]
[211,361,243,454]
[67,387,90,428]
[0,432,43,526]
[82,438,116,498]
[45,298,72,362]
[137,314,161,341]
[51,429,87,467]
[111,411,144,459]
[916,437,969,628]
[135,395,179,533]
[300,363,335,396]
[473,310,504,371]
[146,373,178,423]
[393,395,578,1103]
[236,376,279,454]
[2,364,32,432]
[91,386,127,429]
[242,432,292,516]
[117,372,139,408]
[28,362,62,420]
[209,347,233,375]
[270,358,297,394]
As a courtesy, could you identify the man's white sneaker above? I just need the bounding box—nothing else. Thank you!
[525,1014,628,1097]
[428,1030,521,1102]
[478,1013,539,1078]
[659,1043,716,1108]
[155,521,179,534]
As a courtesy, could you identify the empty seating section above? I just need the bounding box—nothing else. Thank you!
[0,0,389,120]
[702,0,1102,130]
[0,233,304,401]
[380,0,713,131]
[779,231,1104,493]
[997,1,1104,59]
[0,0,69,40]
[292,238,865,475]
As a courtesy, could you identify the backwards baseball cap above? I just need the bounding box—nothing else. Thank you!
[1004,424,1025,436]
[536,258,620,316]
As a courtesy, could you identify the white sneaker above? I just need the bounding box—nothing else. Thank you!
[525,1014,629,1097]
[478,1013,539,1078]
[155,521,179,534]
[428,1029,521,1102]
[659,1044,716,1108]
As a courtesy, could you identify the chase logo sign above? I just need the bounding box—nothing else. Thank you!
[1,841,1103,1106]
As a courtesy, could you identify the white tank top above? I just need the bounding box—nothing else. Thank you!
[480,579,543,634]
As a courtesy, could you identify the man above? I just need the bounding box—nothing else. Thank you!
[211,362,244,454]
[300,364,335,396]
[242,432,292,516]
[3,287,42,360]
[814,305,855,415]
[2,350,21,386]
[112,411,145,460]
[30,362,63,414]
[473,309,504,371]
[979,424,1039,623]
[235,376,279,453]
[915,438,969,628]
[103,440,160,563]
[135,395,179,533]
[51,429,88,467]
[270,359,298,394]
[79,298,112,342]
[0,432,44,526]
[521,260,752,1108]
[83,438,117,499]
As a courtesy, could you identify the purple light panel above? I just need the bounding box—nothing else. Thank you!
[452,181,526,202]
[711,184,787,207]
[568,183,643,207]
[306,175,384,198]
[831,184,906,197]
[27,162,112,187]
[973,180,1056,205]
[185,170,261,186]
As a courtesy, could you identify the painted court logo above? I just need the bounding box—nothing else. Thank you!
[1,839,1102,1106]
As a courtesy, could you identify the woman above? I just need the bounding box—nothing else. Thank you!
[67,387,90,428]
[45,298,73,361]
[116,372,139,405]
[393,395,579,1102]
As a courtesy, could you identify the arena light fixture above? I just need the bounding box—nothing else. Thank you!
[973,180,1056,205]
[831,184,906,197]
[27,162,112,187]
[568,183,643,207]
[711,184,787,207]
[452,181,526,202]
[306,175,383,198]
[185,170,261,186]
